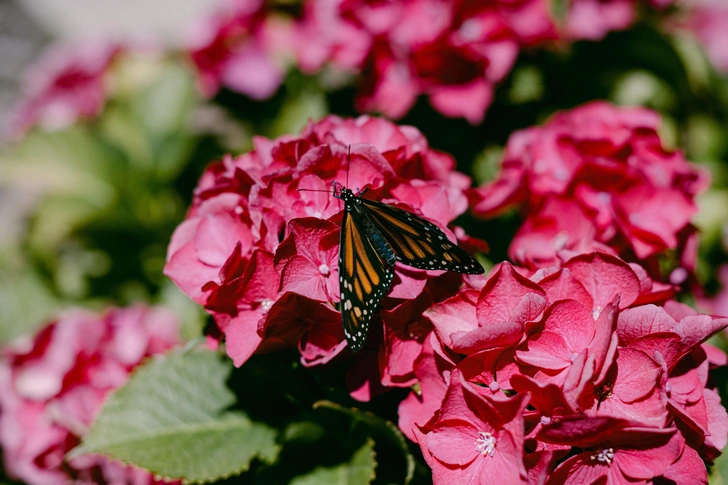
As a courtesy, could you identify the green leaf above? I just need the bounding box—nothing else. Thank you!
[289,439,376,485]
[710,444,728,485]
[69,349,279,483]
[313,401,414,485]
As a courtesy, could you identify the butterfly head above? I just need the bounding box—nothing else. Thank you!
[333,181,366,204]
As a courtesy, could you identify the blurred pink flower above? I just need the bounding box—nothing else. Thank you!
[10,43,118,136]
[678,1,728,73]
[0,306,181,485]
[294,0,556,123]
[563,0,675,41]
[565,0,635,40]
[188,0,287,98]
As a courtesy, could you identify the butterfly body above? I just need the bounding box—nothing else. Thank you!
[334,184,484,352]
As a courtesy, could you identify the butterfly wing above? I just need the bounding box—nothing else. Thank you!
[339,206,395,352]
[362,198,484,274]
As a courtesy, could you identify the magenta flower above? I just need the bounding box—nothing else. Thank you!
[565,0,635,40]
[0,307,180,485]
[10,43,118,136]
[397,248,728,482]
[165,115,478,376]
[416,370,530,484]
[275,218,340,303]
[471,102,708,274]
[515,298,618,390]
[293,0,557,123]
[188,0,287,99]
[540,417,681,484]
[427,262,547,354]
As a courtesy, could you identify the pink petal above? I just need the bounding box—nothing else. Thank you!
[428,78,493,125]
[516,331,572,370]
[613,348,662,402]
[223,310,265,367]
[616,430,680,480]
[565,252,640,310]
[426,421,482,466]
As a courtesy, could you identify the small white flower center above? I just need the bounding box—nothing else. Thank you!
[474,431,497,457]
[319,263,330,276]
[458,19,481,41]
[592,306,603,319]
[591,448,614,465]
[260,299,274,313]
[552,232,569,251]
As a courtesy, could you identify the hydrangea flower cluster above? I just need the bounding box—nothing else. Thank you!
[400,252,728,484]
[10,44,119,136]
[0,306,180,485]
[187,0,681,121]
[164,115,481,397]
[294,0,557,123]
[470,101,708,280]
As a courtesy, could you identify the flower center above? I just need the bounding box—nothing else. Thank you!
[591,448,614,465]
[318,263,330,276]
[260,299,274,313]
[458,19,481,41]
[474,431,496,457]
[592,306,603,319]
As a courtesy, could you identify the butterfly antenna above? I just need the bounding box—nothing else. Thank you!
[296,188,334,193]
[346,144,351,189]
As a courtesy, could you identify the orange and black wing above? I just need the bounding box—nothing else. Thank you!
[339,208,394,351]
[362,199,484,274]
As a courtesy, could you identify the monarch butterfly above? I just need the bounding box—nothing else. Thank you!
[334,181,484,352]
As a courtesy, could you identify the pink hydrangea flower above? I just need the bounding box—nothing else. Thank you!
[470,102,708,276]
[294,0,556,123]
[188,0,288,99]
[10,43,118,137]
[541,417,681,484]
[165,115,480,379]
[0,306,181,485]
[415,370,530,484]
[401,251,728,483]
